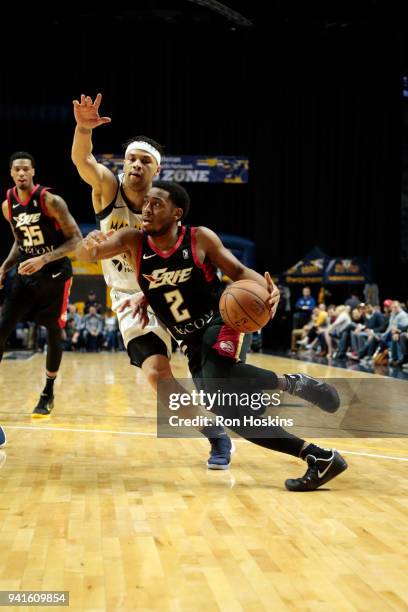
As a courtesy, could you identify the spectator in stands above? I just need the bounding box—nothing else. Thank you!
[363,282,379,306]
[366,301,408,364]
[389,303,408,366]
[36,325,48,352]
[103,308,119,351]
[84,290,102,314]
[82,305,104,351]
[64,304,82,351]
[345,291,361,310]
[296,303,328,351]
[333,306,366,359]
[356,300,392,363]
[293,286,315,329]
[291,307,318,352]
[323,305,351,358]
[346,304,385,360]
[398,332,408,369]
[314,305,336,356]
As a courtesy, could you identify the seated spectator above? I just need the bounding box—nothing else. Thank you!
[347,304,385,360]
[323,305,351,358]
[314,305,336,356]
[353,300,391,363]
[345,291,361,310]
[295,304,328,351]
[334,306,366,359]
[397,332,408,368]
[82,306,104,351]
[103,309,119,352]
[84,290,102,314]
[36,325,48,352]
[63,304,83,351]
[366,301,408,365]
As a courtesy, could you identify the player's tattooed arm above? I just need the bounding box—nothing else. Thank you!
[18,194,82,275]
[0,200,20,286]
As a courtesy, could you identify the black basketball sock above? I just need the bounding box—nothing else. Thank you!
[43,375,56,398]
[299,443,333,460]
[246,432,305,457]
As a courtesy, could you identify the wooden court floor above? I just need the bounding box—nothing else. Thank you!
[0,351,407,611]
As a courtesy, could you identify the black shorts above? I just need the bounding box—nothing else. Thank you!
[184,315,250,376]
[1,258,72,330]
[127,332,168,368]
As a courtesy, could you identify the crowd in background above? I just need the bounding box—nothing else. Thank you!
[289,285,408,370]
[3,283,408,372]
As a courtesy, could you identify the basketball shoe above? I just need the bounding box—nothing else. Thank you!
[284,373,340,413]
[0,425,6,448]
[32,394,54,418]
[285,450,348,491]
[207,435,235,470]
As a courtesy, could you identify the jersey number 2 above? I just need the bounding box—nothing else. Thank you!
[164,290,191,322]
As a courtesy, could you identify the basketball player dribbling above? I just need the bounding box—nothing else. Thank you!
[0,151,82,417]
[71,93,234,469]
[76,181,348,491]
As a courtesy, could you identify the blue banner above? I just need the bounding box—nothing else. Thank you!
[324,257,370,284]
[96,154,248,183]
[284,247,329,284]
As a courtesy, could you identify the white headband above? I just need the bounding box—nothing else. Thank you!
[125,141,161,165]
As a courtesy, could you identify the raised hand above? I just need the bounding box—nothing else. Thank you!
[72,93,111,130]
[264,271,280,319]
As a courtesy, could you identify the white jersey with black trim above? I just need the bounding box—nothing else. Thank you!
[96,174,141,292]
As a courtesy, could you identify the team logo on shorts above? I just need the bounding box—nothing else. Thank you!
[219,340,235,354]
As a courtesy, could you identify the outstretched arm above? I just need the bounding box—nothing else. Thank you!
[71,93,117,207]
[75,226,141,264]
[18,194,83,275]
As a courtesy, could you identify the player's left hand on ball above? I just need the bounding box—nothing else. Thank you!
[264,271,280,319]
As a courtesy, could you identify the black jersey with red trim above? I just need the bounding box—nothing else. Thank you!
[138,226,222,345]
[7,184,67,264]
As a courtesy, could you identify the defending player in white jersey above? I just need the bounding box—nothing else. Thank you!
[71,93,233,469]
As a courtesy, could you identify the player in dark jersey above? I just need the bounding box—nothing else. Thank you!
[71,93,236,470]
[76,181,348,491]
[0,151,82,417]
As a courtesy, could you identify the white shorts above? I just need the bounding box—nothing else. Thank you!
[110,288,172,357]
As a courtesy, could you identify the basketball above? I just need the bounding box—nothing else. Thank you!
[219,280,271,332]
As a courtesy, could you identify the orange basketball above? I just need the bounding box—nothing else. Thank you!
[219,280,271,333]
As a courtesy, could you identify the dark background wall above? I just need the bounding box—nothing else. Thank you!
[0,2,406,301]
